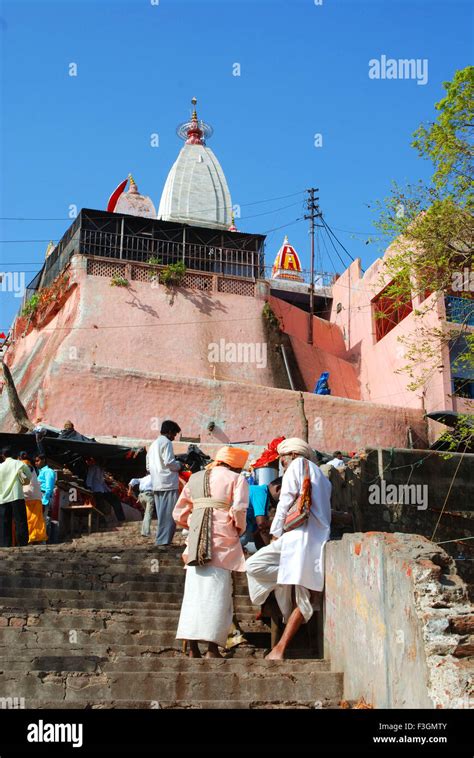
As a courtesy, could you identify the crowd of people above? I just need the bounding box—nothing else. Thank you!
[141,420,334,660]
[0,417,341,660]
[0,448,56,546]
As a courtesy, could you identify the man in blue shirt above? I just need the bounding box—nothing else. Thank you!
[241,477,282,550]
[34,455,56,537]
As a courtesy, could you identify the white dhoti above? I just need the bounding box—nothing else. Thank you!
[176,565,233,647]
[246,539,319,623]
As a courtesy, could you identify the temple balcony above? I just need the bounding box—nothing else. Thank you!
[30,209,266,292]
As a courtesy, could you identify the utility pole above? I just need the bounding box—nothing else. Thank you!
[304,188,321,344]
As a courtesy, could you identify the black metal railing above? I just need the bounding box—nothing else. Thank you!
[79,229,261,279]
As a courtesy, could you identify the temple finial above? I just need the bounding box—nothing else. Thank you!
[191,96,198,119]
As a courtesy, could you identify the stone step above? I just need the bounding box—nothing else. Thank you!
[16,699,343,709]
[0,576,248,595]
[0,555,191,576]
[0,567,250,588]
[0,628,196,647]
[1,612,269,635]
[0,578,185,593]
[0,597,182,611]
[0,670,343,702]
[0,588,254,608]
[3,644,250,659]
[0,607,264,626]
[0,628,270,648]
[0,654,330,673]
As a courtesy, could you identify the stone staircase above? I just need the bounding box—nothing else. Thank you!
[0,523,344,708]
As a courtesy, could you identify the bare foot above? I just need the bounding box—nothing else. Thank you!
[265,648,285,660]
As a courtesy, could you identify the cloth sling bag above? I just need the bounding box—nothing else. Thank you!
[186,469,230,566]
[283,457,312,533]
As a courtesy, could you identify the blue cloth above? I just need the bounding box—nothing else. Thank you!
[314,371,331,395]
[246,484,269,533]
[37,465,56,507]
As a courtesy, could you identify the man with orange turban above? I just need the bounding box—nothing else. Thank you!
[173,446,249,658]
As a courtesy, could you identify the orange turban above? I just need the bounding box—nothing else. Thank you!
[207,446,249,470]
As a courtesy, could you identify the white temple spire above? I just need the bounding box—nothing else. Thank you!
[158,98,233,230]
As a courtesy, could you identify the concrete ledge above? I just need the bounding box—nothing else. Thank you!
[324,532,473,708]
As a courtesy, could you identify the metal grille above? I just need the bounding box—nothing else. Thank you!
[86,259,127,278]
[217,278,255,297]
[181,272,213,291]
[445,296,474,327]
[131,265,155,282]
[79,229,259,276]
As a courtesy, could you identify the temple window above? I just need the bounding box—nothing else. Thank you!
[372,281,413,341]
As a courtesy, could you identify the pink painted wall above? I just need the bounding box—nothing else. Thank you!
[0,255,427,450]
[6,362,426,451]
[270,296,360,398]
[328,253,473,432]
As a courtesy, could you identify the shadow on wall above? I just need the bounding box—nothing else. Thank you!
[181,289,229,317]
[125,287,160,319]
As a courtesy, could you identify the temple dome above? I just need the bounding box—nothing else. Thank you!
[114,176,156,219]
[158,99,232,230]
[271,236,304,281]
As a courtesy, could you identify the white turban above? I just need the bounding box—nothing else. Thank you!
[277,437,316,462]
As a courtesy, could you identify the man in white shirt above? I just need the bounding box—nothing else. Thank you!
[146,420,183,546]
[0,447,31,547]
[128,474,154,537]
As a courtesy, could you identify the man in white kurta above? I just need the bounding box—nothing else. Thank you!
[246,437,331,659]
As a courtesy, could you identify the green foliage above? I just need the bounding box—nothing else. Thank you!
[373,66,474,399]
[147,255,163,281]
[159,261,186,288]
[437,414,474,458]
[262,302,280,330]
[110,274,130,287]
[21,293,40,317]
[412,66,474,198]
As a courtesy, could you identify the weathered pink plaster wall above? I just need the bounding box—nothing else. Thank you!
[270,296,360,398]
[10,363,426,451]
[0,256,427,449]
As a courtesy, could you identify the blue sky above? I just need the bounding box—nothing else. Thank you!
[0,0,472,331]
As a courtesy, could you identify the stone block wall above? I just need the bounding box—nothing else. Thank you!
[324,532,473,708]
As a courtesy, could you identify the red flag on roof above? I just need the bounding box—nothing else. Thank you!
[107,179,128,212]
[0,333,6,339]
